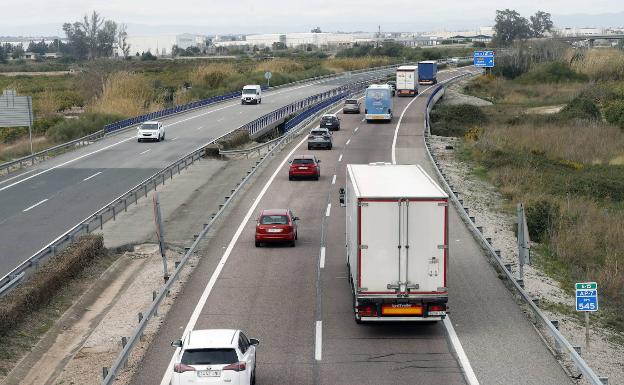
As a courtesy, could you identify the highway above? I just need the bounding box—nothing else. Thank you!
[0,69,390,278]
[128,67,572,385]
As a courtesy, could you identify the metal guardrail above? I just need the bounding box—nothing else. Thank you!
[100,90,346,385]
[422,76,606,385]
[0,73,386,297]
[0,64,400,177]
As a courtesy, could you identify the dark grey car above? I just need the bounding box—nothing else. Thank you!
[343,99,361,114]
[307,128,333,150]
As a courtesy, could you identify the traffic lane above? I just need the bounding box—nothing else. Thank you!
[128,109,356,385]
[0,167,160,276]
[189,125,353,385]
[393,70,572,384]
[320,99,465,385]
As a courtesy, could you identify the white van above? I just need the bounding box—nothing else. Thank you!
[241,85,262,105]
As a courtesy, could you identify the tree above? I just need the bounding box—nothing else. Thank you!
[11,44,25,59]
[27,39,48,55]
[97,20,118,57]
[493,9,532,46]
[0,45,7,63]
[117,24,130,58]
[272,42,287,50]
[63,22,89,60]
[82,11,104,59]
[530,11,553,37]
[311,27,322,33]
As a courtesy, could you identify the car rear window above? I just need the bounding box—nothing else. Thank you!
[260,215,289,225]
[181,349,238,365]
[345,100,357,104]
[311,130,326,136]
[321,116,336,122]
[293,158,314,164]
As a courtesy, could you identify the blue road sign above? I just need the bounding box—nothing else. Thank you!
[473,51,495,68]
[575,282,598,312]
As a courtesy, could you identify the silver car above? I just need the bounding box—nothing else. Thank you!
[343,99,361,114]
[307,128,333,150]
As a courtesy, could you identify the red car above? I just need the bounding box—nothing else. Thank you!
[255,209,299,247]
[288,155,321,180]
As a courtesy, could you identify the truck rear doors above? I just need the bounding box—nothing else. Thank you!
[359,199,446,294]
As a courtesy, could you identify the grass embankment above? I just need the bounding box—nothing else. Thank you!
[431,49,624,332]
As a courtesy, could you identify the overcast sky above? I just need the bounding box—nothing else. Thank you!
[2,0,623,36]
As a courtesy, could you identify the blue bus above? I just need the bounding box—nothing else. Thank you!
[364,84,393,123]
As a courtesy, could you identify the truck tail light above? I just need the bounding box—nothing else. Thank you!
[357,304,377,317]
[223,361,247,372]
[174,363,196,373]
[428,304,447,315]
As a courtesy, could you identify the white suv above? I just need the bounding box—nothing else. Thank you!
[170,329,259,385]
[137,121,165,142]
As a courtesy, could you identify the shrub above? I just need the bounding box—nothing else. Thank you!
[0,235,106,334]
[430,103,488,137]
[526,199,559,242]
[517,61,587,84]
[0,127,28,144]
[560,96,601,120]
[604,100,624,128]
[46,112,125,142]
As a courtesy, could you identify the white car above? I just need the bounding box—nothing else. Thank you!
[137,121,165,142]
[241,85,262,105]
[170,329,259,385]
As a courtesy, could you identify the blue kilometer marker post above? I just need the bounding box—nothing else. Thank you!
[575,282,598,352]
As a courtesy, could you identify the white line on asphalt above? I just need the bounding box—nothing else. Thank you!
[345,139,351,146]
[354,127,359,133]
[159,133,311,385]
[361,118,365,122]
[0,169,37,186]
[338,154,343,162]
[139,149,151,155]
[170,137,178,141]
[444,317,480,385]
[391,84,435,165]
[0,136,134,193]
[23,198,48,212]
[196,126,203,130]
[331,174,336,185]
[315,320,323,361]
[320,247,326,269]
[325,203,331,217]
[82,171,102,181]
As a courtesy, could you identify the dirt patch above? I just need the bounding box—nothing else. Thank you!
[525,105,565,114]
[440,81,493,107]
[429,135,624,384]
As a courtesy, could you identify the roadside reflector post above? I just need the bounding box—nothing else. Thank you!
[551,320,561,354]
[504,263,512,273]
[153,291,158,316]
[599,377,609,384]
[102,367,109,380]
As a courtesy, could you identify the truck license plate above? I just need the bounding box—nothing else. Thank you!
[197,369,220,377]
[381,304,423,315]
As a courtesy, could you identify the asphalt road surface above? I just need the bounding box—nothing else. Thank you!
[128,67,572,385]
[0,69,392,277]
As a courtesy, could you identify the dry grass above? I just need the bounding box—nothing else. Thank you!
[479,120,624,165]
[466,75,584,106]
[0,136,53,162]
[190,63,238,89]
[571,49,624,81]
[324,57,391,72]
[90,71,164,116]
[255,58,304,73]
[551,196,624,300]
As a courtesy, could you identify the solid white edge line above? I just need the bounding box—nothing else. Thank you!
[391,84,436,165]
[159,133,310,385]
[23,198,48,212]
[0,168,37,186]
[331,174,336,185]
[0,136,133,193]
[140,149,152,155]
[443,317,480,385]
[82,171,102,181]
[338,154,343,162]
[325,203,331,217]
[315,320,323,361]
[320,247,326,269]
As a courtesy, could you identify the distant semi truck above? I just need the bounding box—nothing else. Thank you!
[418,61,438,85]
[364,84,393,122]
[395,65,418,96]
[343,163,449,323]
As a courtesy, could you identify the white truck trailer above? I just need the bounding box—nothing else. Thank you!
[345,163,448,323]
[395,65,418,96]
